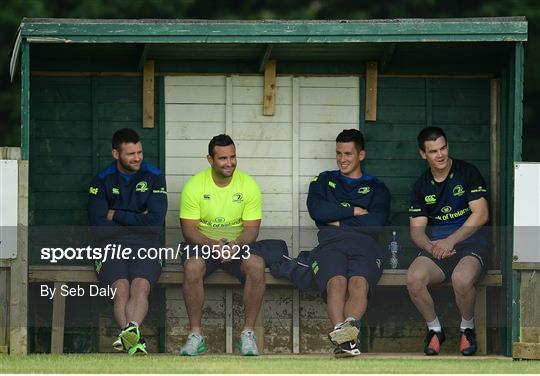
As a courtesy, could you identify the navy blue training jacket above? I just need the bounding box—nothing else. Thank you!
[88,161,167,244]
[307,170,391,239]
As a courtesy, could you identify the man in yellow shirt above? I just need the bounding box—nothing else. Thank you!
[179,134,266,356]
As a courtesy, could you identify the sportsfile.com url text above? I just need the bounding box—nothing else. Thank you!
[40,243,251,263]
[40,244,181,263]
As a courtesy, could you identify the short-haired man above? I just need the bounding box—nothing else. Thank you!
[307,129,390,357]
[407,126,490,356]
[88,128,167,355]
[179,134,266,356]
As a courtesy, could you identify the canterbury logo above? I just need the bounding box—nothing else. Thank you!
[424,195,436,204]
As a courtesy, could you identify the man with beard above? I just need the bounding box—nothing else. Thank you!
[407,127,490,356]
[179,134,266,356]
[307,129,390,357]
[88,128,167,355]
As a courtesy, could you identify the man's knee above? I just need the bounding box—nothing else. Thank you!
[241,254,265,279]
[112,279,130,302]
[130,278,151,298]
[183,259,206,283]
[406,268,430,295]
[451,270,476,295]
[348,276,368,296]
[327,275,347,291]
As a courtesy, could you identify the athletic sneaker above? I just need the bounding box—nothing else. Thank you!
[459,328,477,356]
[128,338,148,356]
[116,323,141,351]
[333,340,361,358]
[238,330,259,356]
[424,329,446,355]
[328,320,360,345]
[180,332,207,356]
[112,336,124,352]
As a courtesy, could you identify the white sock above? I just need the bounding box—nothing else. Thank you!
[129,321,139,327]
[460,317,474,330]
[426,317,442,332]
[345,317,357,323]
[334,322,343,330]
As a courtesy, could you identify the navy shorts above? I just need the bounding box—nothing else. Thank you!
[95,257,162,287]
[311,241,384,301]
[417,242,490,281]
[180,241,263,284]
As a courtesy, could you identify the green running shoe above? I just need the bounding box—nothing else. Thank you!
[119,323,141,351]
[238,330,259,356]
[128,339,148,356]
[180,332,207,356]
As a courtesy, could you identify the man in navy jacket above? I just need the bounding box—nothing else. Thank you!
[307,129,390,357]
[88,128,167,355]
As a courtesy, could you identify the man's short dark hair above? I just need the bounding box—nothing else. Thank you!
[336,129,365,151]
[112,128,140,150]
[208,134,235,157]
[417,127,447,151]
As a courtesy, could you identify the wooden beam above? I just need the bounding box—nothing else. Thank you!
[137,44,150,71]
[475,286,487,355]
[10,160,28,355]
[51,282,66,353]
[513,262,540,270]
[365,61,378,122]
[142,60,155,129]
[258,44,273,72]
[263,60,276,116]
[513,342,540,360]
[490,79,500,269]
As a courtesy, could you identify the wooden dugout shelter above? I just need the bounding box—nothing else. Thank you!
[4,17,530,356]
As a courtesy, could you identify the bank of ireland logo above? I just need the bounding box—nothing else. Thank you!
[136,181,148,193]
[453,185,465,197]
[215,217,226,224]
[357,186,370,195]
[441,206,452,213]
[232,193,243,203]
[424,195,436,204]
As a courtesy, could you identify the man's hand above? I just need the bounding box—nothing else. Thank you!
[106,209,115,221]
[220,239,234,263]
[430,238,456,260]
[353,207,368,216]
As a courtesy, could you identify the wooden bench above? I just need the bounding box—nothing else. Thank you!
[29,265,502,354]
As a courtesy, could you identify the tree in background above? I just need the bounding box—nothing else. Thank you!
[2,0,538,159]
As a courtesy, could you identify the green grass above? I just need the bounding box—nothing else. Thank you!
[0,354,538,374]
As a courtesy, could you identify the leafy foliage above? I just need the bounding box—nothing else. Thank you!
[1,0,538,159]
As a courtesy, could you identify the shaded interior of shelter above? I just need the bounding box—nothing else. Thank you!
[26,39,515,353]
[30,42,513,75]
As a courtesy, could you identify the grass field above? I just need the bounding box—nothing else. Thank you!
[0,354,538,374]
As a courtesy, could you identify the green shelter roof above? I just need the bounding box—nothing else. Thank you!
[10,17,528,79]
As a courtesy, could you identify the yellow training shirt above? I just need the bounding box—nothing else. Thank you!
[180,167,262,241]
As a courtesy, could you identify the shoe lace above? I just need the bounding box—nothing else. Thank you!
[463,329,475,344]
[242,331,256,349]
[186,332,203,349]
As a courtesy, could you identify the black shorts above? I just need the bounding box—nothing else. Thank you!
[180,241,263,284]
[311,240,384,301]
[417,243,490,281]
[95,257,162,287]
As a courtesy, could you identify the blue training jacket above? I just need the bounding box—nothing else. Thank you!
[87,161,167,245]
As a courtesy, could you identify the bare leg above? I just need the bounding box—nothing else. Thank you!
[111,279,130,328]
[325,276,347,326]
[182,258,206,333]
[125,277,151,325]
[451,256,482,320]
[406,257,446,322]
[240,255,266,330]
[344,276,369,320]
